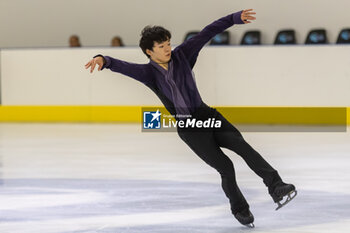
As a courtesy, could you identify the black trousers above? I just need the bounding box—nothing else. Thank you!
[177,103,283,214]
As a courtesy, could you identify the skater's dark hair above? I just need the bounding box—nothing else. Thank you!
[139,26,171,58]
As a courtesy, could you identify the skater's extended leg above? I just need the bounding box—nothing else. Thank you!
[213,111,297,208]
[213,111,283,194]
[177,130,249,215]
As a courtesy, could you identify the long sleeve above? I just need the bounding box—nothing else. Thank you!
[175,11,244,68]
[95,55,151,85]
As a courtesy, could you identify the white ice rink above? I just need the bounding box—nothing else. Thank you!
[0,123,350,233]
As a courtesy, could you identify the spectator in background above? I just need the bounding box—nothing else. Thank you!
[69,35,81,47]
[111,36,124,47]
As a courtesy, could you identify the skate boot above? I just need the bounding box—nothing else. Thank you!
[271,183,297,210]
[234,208,255,228]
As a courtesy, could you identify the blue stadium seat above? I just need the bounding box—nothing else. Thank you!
[336,28,350,44]
[305,29,328,44]
[274,30,296,45]
[210,31,230,45]
[241,31,261,45]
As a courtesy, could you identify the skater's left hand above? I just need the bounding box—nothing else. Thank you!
[241,9,256,24]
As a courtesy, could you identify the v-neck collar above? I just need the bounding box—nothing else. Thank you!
[150,59,172,75]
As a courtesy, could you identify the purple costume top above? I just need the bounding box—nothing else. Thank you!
[97,11,244,117]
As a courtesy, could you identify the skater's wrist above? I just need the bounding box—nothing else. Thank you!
[232,11,245,24]
[93,54,106,65]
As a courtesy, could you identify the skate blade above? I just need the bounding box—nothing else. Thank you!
[244,223,255,228]
[275,190,297,211]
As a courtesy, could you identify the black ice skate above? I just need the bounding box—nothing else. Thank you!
[234,208,255,228]
[271,183,297,210]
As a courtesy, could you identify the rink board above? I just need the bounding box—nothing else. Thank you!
[0,106,348,125]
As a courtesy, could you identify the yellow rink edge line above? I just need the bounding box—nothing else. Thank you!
[0,106,348,125]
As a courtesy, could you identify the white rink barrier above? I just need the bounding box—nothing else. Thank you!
[1,45,350,107]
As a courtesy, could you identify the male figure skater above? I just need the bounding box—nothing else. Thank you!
[85,9,297,228]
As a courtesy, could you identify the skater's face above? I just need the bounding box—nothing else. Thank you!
[146,38,171,63]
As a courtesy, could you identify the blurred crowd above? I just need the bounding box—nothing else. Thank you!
[69,35,124,47]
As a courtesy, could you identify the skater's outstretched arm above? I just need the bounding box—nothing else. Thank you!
[85,55,151,85]
[176,9,256,67]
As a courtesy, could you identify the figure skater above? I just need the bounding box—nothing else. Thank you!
[85,9,297,228]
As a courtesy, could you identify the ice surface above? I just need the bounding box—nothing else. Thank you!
[0,123,349,233]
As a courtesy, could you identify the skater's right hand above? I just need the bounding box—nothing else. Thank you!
[241,9,256,24]
[85,56,105,73]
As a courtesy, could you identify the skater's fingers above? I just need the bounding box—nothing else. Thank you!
[244,15,256,19]
[245,12,256,16]
[242,10,256,18]
[85,61,92,69]
[243,9,254,13]
[90,61,96,73]
[243,11,256,16]
[246,16,256,20]
[97,63,102,71]
[241,10,256,23]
